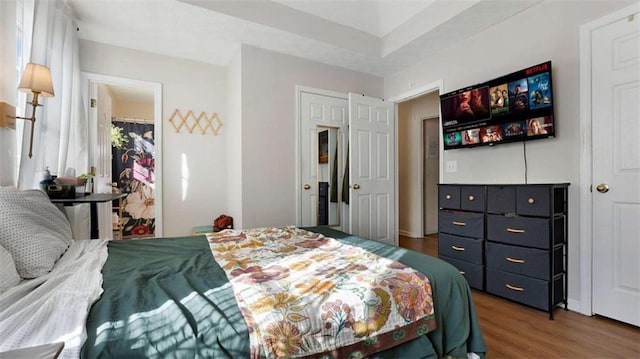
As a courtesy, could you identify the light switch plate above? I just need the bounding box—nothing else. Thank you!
[446,160,457,173]
[0,102,16,129]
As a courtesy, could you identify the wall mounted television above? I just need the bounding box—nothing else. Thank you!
[440,61,554,150]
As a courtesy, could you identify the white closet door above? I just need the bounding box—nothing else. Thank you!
[299,92,348,226]
[591,6,640,327]
[348,93,396,245]
[94,84,114,239]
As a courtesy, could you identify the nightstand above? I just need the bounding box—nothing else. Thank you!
[192,225,214,235]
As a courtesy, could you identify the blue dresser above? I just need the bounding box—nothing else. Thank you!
[438,183,569,319]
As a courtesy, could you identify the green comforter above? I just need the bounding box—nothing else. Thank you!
[82,227,486,358]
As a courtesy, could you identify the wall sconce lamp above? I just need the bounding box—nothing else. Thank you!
[0,63,55,158]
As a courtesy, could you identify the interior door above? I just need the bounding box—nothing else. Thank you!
[95,84,113,194]
[591,7,640,327]
[93,83,115,239]
[348,93,396,245]
[300,92,348,227]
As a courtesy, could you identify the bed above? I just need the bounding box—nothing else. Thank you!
[0,188,486,358]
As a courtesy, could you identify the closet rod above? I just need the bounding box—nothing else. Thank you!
[112,117,153,125]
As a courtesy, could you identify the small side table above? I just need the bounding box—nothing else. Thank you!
[192,225,214,235]
[51,193,127,239]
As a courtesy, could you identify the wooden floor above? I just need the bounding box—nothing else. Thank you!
[399,235,640,359]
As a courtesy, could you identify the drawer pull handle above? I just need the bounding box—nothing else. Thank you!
[459,271,466,275]
[452,245,465,251]
[528,197,535,204]
[506,284,524,292]
[446,194,452,200]
[506,257,525,264]
[468,195,475,201]
[452,221,466,226]
[506,228,525,233]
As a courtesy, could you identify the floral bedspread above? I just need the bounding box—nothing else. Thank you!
[207,227,436,358]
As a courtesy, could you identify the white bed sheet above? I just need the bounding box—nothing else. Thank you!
[0,239,108,358]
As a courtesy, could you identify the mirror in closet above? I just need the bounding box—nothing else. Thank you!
[316,126,344,228]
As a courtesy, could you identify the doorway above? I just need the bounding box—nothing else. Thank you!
[396,92,441,239]
[81,72,163,238]
[111,115,156,239]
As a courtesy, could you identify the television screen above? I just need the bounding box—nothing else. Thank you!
[440,61,554,150]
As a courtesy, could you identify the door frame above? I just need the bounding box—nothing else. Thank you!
[295,85,348,226]
[578,2,640,317]
[80,72,164,237]
[389,80,444,241]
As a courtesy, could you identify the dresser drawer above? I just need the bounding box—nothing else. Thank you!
[516,186,551,216]
[440,255,484,290]
[461,186,486,212]
[486,242,549,280]
[487,186,516,214]
[439,233,484,265]
[439,185,460,209]
[486,268,563,311]
[439,210,484,238]
[487,214,549,249]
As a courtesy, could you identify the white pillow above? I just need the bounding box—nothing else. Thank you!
[0,244,20,293]
[0,188,73,278]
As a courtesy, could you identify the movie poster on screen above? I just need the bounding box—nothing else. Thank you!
[462,128,481,145]
[502,120,526,139]
[480,125,503,143]
[489,84,509,116]
[527,72,552,109]
[508,78,529,112]
[444,131,462,146]
[527,116,553,136]
[441,87,491,127]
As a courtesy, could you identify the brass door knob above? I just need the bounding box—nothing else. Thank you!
[596,183,609,193]
[303,184,311,190]
[352,184,360,190]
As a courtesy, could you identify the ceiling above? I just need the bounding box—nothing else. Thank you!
[67,0,542,78]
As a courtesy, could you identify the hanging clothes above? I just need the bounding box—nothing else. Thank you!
[330,146,339,203]
[342,143,349,205]
[112,119,156,238]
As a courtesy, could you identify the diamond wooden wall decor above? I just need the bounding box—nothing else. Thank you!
[168,109,223,135]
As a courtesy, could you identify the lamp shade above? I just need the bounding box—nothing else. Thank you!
[18,63,55,97]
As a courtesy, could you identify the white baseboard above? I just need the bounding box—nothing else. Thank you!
[567,298,580,312]
[567,298,593,316]
[557,298,592,317]
[398,229,421,238]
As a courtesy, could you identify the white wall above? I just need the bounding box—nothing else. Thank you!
[112,99,153,120]
[0,0,17,187]
[385,0,635,309]
[79,40,228,236]
[226,49,243,229]
[239,45,383,228]
[79,42,383,233]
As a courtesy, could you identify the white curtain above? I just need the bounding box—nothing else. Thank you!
[18,0,88,189]
[18,0,90,239]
